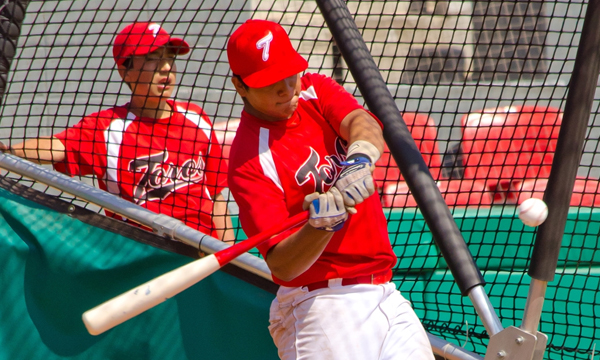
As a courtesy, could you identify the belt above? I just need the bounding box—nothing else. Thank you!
[303,270,392,292]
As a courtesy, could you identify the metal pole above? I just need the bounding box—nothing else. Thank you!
[0,153,272,280]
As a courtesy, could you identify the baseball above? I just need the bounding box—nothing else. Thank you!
[518,198,548,227]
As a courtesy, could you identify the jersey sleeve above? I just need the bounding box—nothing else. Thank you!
[182,101,229,198]
[307,73,365,133]
[205,124,229,198]
[52,114,107,177]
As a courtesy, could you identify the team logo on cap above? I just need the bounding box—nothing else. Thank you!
[256,32,273,61]
[148,23,161,37]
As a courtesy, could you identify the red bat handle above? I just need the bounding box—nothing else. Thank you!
[214,211,309,266]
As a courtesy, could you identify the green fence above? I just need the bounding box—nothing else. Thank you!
[0,186,278,360]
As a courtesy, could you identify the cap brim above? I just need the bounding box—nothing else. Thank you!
[130,37,190,58]
[243,53,308,88]
[167,38,191,56]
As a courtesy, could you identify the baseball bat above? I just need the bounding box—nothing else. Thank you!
[82,211,308,336]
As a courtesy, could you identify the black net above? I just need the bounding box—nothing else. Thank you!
[0,1,598,358]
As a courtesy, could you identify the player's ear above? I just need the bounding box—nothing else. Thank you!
[117,65,127,81]
[231,76,248,97]
[117,66,133,91]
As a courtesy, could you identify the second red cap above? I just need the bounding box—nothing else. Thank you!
[113,22,190,66]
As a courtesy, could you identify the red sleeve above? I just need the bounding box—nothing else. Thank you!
[205,128,229,198]
[177,101,229,198]
[52,113,109,177]
[305,73,365,132]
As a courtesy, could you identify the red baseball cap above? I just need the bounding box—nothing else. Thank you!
[113,22,190,66]
[227,20,308,88]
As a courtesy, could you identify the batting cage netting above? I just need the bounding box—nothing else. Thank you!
[1,0,599,359]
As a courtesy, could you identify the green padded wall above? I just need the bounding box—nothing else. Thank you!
[0,187,278,360]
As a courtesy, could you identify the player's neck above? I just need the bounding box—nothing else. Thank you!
[243,102,292,123]
[128,97,173,119]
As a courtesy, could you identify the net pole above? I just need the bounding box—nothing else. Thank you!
[0,153,273,280]
[315,0,483,292]
[0,0,30,107]
[523,0,600,335]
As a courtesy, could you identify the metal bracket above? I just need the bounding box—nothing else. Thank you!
[151,214,184,239]
[484,326,546,360]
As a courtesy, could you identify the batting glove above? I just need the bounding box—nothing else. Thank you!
[335,156,376,209]
[335,140,380,210]
[303,187,348,232]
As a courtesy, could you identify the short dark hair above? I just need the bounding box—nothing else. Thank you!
[233,74,249,90]
[121,57,132,69]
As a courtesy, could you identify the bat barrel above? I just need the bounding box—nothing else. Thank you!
[82,254,221,335]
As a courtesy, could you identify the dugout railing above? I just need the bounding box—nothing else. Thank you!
[2,0,600,359]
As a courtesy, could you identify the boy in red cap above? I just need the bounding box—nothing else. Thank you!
[227,19,434,359]
[1,22,233,242]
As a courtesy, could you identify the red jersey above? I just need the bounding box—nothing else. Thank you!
[53,99,228,238]
[228,73,396,287]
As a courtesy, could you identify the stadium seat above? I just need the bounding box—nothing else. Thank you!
[461,105,562,182]
[373,112,442,188]
[509,177,600,207]
[382,179,493,208]
[460,105,562,203]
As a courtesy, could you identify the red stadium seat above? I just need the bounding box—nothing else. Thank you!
[461,105,562,183]
[374,112,442,189]
[510,177,600,207]
[382,179,493,208]
[460,105,562,203]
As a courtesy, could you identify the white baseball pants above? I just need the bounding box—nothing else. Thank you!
[268,282,435,360]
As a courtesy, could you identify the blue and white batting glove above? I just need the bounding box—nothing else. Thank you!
[303,187,348,232]
[335,141,381,211]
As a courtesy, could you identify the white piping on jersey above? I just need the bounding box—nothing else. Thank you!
[299,85,318,101]
[259,127,284,192]
[104,112,136,196]
[177,105,213,154]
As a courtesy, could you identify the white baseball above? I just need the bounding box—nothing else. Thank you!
[518,198,549,227]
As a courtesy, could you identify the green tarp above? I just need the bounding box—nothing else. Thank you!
[0,187,278,360]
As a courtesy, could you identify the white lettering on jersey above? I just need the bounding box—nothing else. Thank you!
[256,32,274,61]
[148,23,161,37]
[295,138,346,193]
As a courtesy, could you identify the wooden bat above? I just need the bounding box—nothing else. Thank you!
[82,211,308,335]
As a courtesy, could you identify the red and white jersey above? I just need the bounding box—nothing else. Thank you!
[228,73,396,287]
[53,99,228,238]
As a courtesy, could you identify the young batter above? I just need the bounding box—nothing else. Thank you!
[0,22,232,241]
[226,19,434,359]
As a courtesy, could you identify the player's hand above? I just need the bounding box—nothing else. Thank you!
[303,187,348,232]
[334,155,375,208]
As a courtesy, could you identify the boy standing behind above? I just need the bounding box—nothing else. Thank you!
[1,22,233,241]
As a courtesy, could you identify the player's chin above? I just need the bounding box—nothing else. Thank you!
[277,102,297,117]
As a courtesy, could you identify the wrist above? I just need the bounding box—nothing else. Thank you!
[346,140,380,163]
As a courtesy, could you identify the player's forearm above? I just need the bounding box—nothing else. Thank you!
[6,136,66,164]
[212,193,235,244]
[265,223,334,282]
[340,109,384,156]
